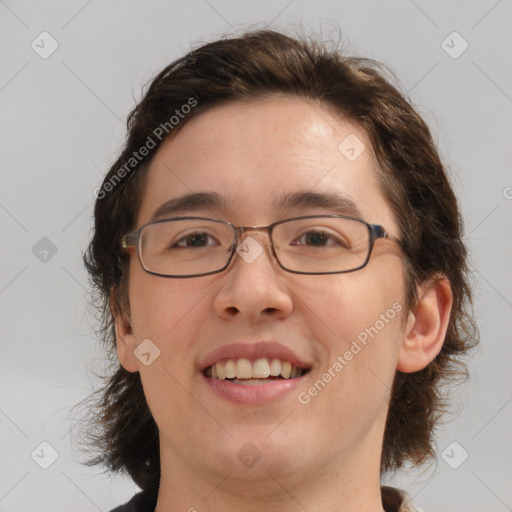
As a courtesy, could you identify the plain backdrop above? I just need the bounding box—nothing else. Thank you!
[1,1,511,511]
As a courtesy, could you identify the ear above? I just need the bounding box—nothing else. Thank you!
[110,286,139,373]
[397,275,453,373]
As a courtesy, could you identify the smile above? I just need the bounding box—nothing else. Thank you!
[204,357,309,384]
[199,341,312,402]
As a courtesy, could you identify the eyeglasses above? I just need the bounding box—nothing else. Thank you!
[121,215,402,278]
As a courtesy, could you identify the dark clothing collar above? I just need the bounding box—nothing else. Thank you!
[109,485,417,512]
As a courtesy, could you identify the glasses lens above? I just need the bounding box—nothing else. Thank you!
[139,219,235,276]
[273,217,371,273]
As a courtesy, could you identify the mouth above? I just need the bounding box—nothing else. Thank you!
[199,341,313,403]
[203,357,310,385]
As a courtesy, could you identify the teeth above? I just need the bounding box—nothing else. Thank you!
[224,359,236,379]
[253,358,270,378]
[215,361,225,380]
[236,358,252,379]
[290,366,301,379]
[269,359,281,376]
[280,361,292,379]
[206,358,305,381]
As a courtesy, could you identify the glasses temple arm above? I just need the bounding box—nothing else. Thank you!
[121,232,138,249]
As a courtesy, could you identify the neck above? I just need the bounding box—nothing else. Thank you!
[154,436,386,512]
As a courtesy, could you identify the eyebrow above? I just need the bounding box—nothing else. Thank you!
[273,190,361,218]
[150,192,228,221]
[150,190,361,222]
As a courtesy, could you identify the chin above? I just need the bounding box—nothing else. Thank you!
[204,429,309,481]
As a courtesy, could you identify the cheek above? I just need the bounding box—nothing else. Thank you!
[295,297,405,444]
[297,260,405,343]
[126,269,220,396]
[128,265,209,340]
[294,261,406,403]
[322,288,404,385]
[128,272,213,432]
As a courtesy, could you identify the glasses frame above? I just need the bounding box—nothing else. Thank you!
[121,215,402,278]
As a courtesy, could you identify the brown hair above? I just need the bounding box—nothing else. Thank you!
[80,28,478,493]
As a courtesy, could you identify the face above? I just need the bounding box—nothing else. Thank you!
[117,96,409,485]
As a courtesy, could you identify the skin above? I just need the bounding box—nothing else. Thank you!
[114,95,452,512]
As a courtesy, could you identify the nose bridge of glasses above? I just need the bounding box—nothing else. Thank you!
[238,224,271,234]
[236,225,274,246]
[231,225,276,264]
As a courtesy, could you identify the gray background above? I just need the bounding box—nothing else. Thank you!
[1,1,511,511]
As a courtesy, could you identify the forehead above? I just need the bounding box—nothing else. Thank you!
[136,96,398,232]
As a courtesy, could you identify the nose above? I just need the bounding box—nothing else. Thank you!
[212,233,294,323]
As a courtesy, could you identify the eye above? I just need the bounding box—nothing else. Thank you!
[291,229,350,249]
[171,232,219,248]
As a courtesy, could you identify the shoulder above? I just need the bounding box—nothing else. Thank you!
[381,485,421,512]
[109,491,158,512]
